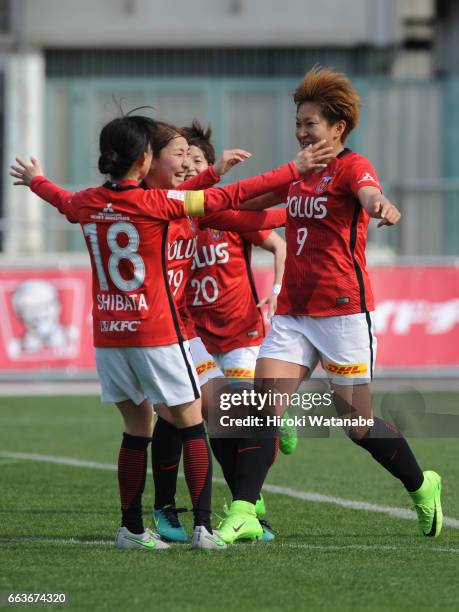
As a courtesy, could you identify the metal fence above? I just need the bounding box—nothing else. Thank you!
[2,74,459,257]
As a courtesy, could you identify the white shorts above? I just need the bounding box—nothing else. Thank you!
[258,313,377,385]
[96,342,200,407]
[189,337,223,386]
[213,346,260,378]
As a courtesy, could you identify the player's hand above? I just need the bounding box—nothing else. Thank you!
[10,156,44,186]
[257,293,278,319]
[376,199,401,227]
[214,149,252,176]
[294,140,334,175]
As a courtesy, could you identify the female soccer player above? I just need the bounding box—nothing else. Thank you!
[139,120,325,543]
[11,114,330,550]
[151,121,289,543]
[217,67,443,543]
[139,120,286,542]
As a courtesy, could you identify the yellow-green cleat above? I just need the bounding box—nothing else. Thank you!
[218,500,263,544]
[410,470,443,538]
[279,411,298,455]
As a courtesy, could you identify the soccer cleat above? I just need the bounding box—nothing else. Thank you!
[259,519,275,542]
[410,470,443,538]
[153,506,188,542]
[217,500,263,544]
[279,411,298,455]
[191,526,227,550]
[254,495,275,541]
[115,526,170,550]
[254,494,266,518]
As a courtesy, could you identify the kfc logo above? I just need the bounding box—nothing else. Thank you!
[100,320,141,333]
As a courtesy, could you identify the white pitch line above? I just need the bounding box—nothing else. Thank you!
[1,451,459,530]
[1,537,458,554]
[0,536,111,546]
[278,544,459,553]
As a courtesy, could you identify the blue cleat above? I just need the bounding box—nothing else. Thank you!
[153,506,188,543]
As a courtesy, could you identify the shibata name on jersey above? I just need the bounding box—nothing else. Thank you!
[187,227,271,354]
[277,149,381,317]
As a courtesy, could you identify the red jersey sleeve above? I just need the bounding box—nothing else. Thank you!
[180,166,220,190]
[345,156,382,196]
[30,176,79,223]
[198,208,287,232]
[272,185,290,203]
[239,229,272,246]
[214,162,299,209]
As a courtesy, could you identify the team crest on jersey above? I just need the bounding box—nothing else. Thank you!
[316,176,333,194]
[209,228,223,241]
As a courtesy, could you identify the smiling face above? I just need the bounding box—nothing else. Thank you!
[185,145,209,179]
[295,102,346,154]
[145,136,190,188]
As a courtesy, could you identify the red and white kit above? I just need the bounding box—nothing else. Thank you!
[259,149,380,383]
[167,170,286,384]
[188,226,275,379]
[31,163,296,402]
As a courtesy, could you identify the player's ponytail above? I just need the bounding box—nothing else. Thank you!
[98,115,156,179]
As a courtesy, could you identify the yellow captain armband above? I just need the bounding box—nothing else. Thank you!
[184,190,205,216]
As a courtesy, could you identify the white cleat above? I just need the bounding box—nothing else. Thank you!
[115,527,170,550]
[191,526,228,550]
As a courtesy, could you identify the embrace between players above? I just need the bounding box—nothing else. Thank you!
[11,67,443,551]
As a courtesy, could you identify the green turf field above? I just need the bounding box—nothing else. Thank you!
[1,395,458,611]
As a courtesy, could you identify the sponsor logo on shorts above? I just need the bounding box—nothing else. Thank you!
[196,360,218,376]
[247,330,259,337]
[324,361,368,376]
[224,368,255,379]
[100,320,141,333]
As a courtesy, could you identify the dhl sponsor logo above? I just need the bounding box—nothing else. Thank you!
[224,368,255,379]
[324,362,368,376]
[196,360,218,376]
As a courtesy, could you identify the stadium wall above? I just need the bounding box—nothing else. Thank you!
[0,260,457,380]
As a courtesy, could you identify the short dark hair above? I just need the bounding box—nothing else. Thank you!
[181,120,215,164]
[98,115,155,179]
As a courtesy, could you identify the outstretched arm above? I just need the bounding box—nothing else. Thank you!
[10,157,78,223]
[179,149,251,190]
[199,207,286,232]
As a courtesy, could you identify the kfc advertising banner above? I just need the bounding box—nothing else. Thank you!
[0,265,458,375]
[0,268,94,375]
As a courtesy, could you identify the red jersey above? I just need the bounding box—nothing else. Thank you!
[277,150,381,317]
[31,163,297,348]
[169,209,287,341]
[164,167,222,341]
[163,168,291,341]
[187,227,273,354]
